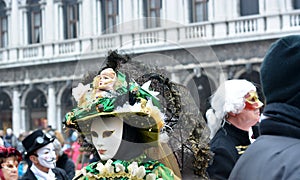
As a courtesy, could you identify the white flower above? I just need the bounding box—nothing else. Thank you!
[96,162,105,173]
[136,166,146,179]
[105,159,114,174]
[72,83,91,102]
[128,162,139,176]
[146,173,156,180]
[115,163,125,173]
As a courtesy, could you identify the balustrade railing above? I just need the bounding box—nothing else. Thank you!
[1,11,300,65]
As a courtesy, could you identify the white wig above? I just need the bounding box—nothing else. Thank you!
[206,79,256,139]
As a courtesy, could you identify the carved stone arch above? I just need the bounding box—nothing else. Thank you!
[59,82,74,113]
[35,84,48,100]
[0,90,12,109]
[252,64,261,72]
[1,87,12,100]
[20,85,32,107]
[202,70,218,92]
[233,67,247,79]
[183,71,195,86]
[57,81,71,106]
[1,0,9,8]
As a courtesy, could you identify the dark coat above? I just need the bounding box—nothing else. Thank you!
[56,153,76,180]
[207,122,250,180]
[230,103,300,180]
[21,167,68,180]
[229,135,300,180]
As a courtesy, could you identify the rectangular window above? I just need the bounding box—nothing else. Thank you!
[143,0,161,28]
[27,0,42,44]
[240,0,259,16]
[101,0,118,34]
[190,0,208,23]
[293,0,300,9]
[67,4,78,38]
[32,11,41,43]
[0,16,7,48]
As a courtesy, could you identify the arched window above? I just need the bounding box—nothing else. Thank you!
[63,0,79,39]
[27,0,42,44]
[0,0,8,48]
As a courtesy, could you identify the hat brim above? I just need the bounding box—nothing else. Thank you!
[76,111,149,122]
[76,111,161,144]
[26,138,55,157]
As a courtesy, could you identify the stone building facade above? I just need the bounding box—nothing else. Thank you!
[0,0,300,137]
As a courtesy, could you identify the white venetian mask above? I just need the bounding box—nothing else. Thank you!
[91,116,123,160]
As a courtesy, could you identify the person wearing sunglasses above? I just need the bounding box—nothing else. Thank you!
[0,146,22,180]
[21,129,68,180]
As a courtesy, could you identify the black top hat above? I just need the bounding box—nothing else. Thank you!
[22,129,54,156]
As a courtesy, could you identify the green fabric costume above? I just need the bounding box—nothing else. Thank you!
[74,158,177,180]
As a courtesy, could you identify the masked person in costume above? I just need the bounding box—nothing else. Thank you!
[64,50,210,179]
[0,146,22,180]
[206,79,263,180]
[21,129,68,180]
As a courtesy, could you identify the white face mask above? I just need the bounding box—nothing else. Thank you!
[91,116,123,160]
[36,143,56,169]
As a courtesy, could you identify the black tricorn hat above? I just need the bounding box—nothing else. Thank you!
[22,129,54,156]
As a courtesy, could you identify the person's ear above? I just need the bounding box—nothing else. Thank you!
[29,154,38,164]
[228,112,237,117]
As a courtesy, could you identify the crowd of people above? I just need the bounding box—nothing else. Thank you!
[0,34,300,179]
[0,120,90,180]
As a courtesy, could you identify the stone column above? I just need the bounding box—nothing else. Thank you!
[42,0,54,43]
[81,0,92,37]
[56,104,62,132]
[57,2,64,40]
[12,87,21,137]
[20,106,27,131]
[9,0,19,46]
[47,83,56,129]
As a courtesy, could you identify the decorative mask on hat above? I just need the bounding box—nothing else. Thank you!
[244,91,263,110]
[64,53,165,146]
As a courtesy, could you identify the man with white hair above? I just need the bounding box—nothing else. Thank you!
[206,79,263,180]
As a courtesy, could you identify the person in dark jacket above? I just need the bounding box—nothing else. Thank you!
[21,129,68,180]
[206,79,263,180]
[229,35,300,180]
[53,138,75,179]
